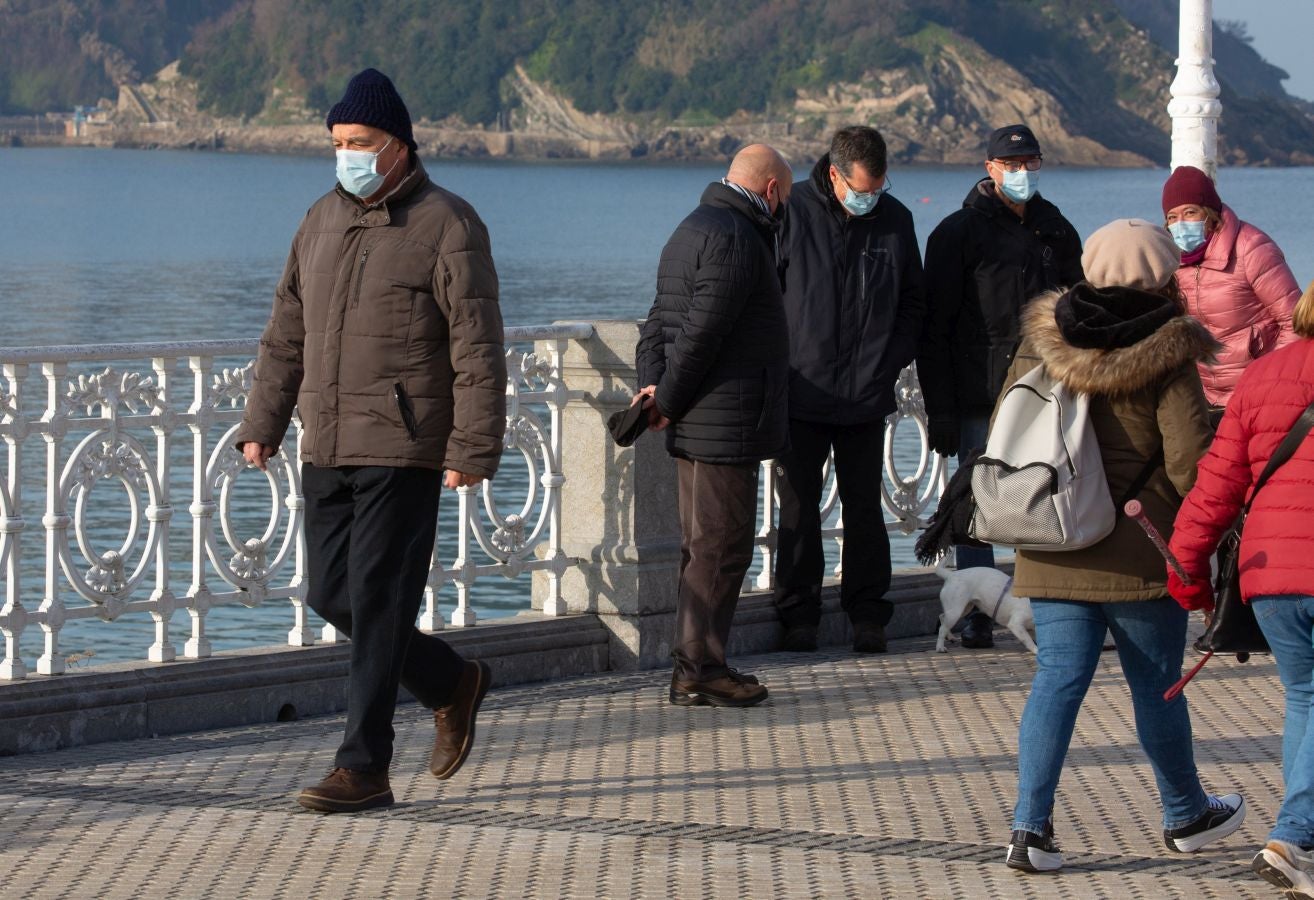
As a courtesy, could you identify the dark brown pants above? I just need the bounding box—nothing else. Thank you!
[673,458,760,679]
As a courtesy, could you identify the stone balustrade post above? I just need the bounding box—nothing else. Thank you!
[533,320,682,670]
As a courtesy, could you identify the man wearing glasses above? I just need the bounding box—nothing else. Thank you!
[915,123,1083,648]
[772,125,926,654]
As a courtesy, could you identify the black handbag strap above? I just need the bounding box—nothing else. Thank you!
[1243,398,1314,514]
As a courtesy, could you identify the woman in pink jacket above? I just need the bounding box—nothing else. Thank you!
[1162,165,1301,421]
[1168,281,1314,896]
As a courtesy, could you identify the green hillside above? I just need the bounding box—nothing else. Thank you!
[2,0,1312,165]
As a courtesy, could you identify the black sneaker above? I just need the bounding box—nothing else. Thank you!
[852,622,888,654]
[1005,824,1063,872]
[1163,793,1246,853]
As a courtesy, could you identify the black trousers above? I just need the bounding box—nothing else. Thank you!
[772,418,892,629]
[673,458,759,680]
[302,463,465,773]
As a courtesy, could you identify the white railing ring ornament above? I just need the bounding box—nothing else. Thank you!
[204,423,300,590]
[56,429,163,608]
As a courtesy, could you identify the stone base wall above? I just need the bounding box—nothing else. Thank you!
[0,571,948,756]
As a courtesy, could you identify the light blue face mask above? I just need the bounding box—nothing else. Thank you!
[335,137,397,198]
[998,168,1039,203]
[1169,219,1209,253]
[835,168,888,216]
[841,186,879,216]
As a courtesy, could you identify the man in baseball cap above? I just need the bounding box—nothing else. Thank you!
[915,123,1085,648]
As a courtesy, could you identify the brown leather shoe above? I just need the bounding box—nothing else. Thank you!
[430,659,491,779]
[669,673,768,708]
[296,767,393,813]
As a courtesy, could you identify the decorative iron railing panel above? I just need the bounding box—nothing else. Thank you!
[0,325,591,680]
[0,327,947,679]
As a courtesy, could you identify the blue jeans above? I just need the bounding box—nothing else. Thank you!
[1013,598,1208,834]
[1252,595,1314,846]
[955,412,995,571]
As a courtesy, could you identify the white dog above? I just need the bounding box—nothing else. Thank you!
[933,557,1038,654]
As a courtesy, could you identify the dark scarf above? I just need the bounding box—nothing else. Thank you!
[1180,235,1211,267]
[1053,282,1177,350]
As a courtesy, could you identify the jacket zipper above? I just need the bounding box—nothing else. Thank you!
[350,247,370,310]
[393,383,419,442]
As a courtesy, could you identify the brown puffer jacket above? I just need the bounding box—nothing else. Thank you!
[236,159,507,477]
[1000,287,1218,602]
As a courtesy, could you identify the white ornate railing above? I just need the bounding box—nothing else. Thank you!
[0,324,591,680]
[752,364,948,589]
[0,326,948,680]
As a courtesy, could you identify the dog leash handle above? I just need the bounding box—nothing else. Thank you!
[1164,650,1213,701]
[1125,500,1191,584]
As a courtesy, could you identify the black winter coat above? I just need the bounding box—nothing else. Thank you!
[916,178,1083,418]
[635,183,789,464]
[780,155,926,424]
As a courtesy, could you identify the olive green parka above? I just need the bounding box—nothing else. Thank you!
[1002,288,1218,602]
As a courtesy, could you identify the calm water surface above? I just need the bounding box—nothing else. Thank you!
[4,149,1312,664]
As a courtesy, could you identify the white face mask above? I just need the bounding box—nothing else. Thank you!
[335,137,398,197]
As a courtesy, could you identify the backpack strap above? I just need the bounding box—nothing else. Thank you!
[1243,398,1314,514]
[1118,447,1165,509]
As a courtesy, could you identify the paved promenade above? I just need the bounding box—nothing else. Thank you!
[0,629,1288,899]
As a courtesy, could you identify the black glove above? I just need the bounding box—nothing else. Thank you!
[927,415,960,458]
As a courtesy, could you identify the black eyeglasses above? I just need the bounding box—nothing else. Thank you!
[835,167,891,196]
[992,158,1043,173]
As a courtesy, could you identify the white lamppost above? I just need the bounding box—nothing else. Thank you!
[1168,0,1222,177]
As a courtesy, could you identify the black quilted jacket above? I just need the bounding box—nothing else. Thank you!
[635,182,789,464]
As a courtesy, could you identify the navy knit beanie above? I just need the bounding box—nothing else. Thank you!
[326,68,416,152]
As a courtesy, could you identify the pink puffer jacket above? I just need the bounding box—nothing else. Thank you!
[1175,205,1301,408]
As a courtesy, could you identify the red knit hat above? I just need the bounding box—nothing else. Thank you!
[1161,165,1222,216]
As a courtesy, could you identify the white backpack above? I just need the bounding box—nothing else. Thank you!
[968,365,1115,551]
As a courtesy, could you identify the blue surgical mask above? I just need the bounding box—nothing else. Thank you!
[835,169,888,216]
[335,137,397,198]
[842,186,879,216]
[999,168,1039,203]
[1169,220,1209,253]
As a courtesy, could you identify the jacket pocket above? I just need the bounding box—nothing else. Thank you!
[1249,321,1279,359]
[393,382,419,442]
[349,247,371,310]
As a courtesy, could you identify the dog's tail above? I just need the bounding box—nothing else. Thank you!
[934,555,953,581]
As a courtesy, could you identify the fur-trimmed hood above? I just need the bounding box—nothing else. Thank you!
[1022,287,1221,396]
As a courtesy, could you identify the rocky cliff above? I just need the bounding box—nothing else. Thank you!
[10,0,1314,166]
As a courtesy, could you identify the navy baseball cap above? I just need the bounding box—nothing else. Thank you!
[987,124,1042,159]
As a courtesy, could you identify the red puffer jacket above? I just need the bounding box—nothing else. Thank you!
[1169,338,1314,601]
[1176,205,1301,408]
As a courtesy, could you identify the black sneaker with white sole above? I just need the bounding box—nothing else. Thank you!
[1005,824,1063,873]
[1163,793,1246,853]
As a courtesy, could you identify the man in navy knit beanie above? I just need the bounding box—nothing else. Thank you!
[236,68,507,812]
[326,67,418,153]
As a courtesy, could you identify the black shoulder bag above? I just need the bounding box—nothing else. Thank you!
[1195,398,1314,656]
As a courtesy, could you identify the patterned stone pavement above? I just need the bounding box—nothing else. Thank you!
[0,630,1291,899]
